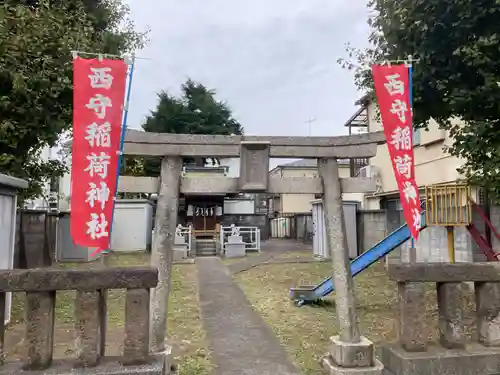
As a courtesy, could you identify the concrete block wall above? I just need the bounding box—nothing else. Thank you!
[400,226,473,263]
[397,204,495,264]
[470,204,488,261]
[358,210,387,253]
[353,199,500,265]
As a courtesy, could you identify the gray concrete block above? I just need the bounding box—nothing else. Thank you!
[380,343,500,375]
[174,236,185,246]
[0,355,168,375]
[322,355,383,375]
[225,243,246,258]
[172,248,188,261]
[329,336,374,367]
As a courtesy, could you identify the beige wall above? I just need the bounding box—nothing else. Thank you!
[281,193,316,214]
[277,165,355,214]
[280,166,351,179]
[280,168,317,213]
[367,101,465,193]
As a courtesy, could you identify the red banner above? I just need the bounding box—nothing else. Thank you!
[71,58,127,250]
[371,64,422,240]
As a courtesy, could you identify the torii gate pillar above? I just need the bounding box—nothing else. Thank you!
[319,157,383,374]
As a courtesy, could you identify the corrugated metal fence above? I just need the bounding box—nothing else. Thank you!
[269,214,313,242]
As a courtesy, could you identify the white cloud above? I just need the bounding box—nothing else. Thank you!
[124,0,371,137]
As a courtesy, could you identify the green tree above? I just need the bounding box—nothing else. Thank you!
[140,79,244,176]
[0,0,147,201]
[340,0,500,199]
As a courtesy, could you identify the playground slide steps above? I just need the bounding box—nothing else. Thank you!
[467,201,500,261]
[467,224,499,261]
[289,218,427,305]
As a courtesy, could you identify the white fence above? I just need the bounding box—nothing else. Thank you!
[219,226,261,252]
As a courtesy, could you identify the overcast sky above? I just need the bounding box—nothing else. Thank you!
[123,0,371,138]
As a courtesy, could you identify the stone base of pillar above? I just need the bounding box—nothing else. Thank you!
[321,355,383,375]
[225,243,246,258]
[173,245,188,261]
[321,336,383,375]
[380,343,500,375]
[329,336,375,367]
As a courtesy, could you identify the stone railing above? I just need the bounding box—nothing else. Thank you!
[381,263,500,375]
[0,267,160,374]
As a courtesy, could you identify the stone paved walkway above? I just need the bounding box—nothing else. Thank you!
[196,256,304,375]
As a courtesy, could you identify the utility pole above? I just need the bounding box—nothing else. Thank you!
[304,117,316,136]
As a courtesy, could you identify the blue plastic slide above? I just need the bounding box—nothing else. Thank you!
[289,218,427,305]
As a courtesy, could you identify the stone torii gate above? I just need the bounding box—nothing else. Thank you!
[121,129,385,374]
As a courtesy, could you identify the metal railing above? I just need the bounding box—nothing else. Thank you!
[219,226,261,252]
[424,183,472,226]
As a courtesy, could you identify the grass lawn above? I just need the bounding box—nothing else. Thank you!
[222,247,314,266]
[235,260,476,375]
[221,251,261,265]
[270,250,315,260]
[6,253,211,375]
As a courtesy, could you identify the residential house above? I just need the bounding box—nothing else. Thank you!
[25,145,71,211]
[357,94,469,209]
[353,94,488,262]
[267,158,367,216]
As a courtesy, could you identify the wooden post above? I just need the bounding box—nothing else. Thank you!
[149,156,182,353]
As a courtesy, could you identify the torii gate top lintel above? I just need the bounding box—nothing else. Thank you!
[123,129,385,159]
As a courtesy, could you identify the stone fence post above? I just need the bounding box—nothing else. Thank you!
[382,263,500,375]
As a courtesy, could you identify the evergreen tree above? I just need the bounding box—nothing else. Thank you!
[141,79,244,176]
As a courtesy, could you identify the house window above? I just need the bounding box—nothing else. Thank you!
[413,128,421,146]
[478,187,485,205]
[49,176,58,193]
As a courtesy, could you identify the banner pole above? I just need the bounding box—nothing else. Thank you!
[408,60,416,251]
[104,54,136,254]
